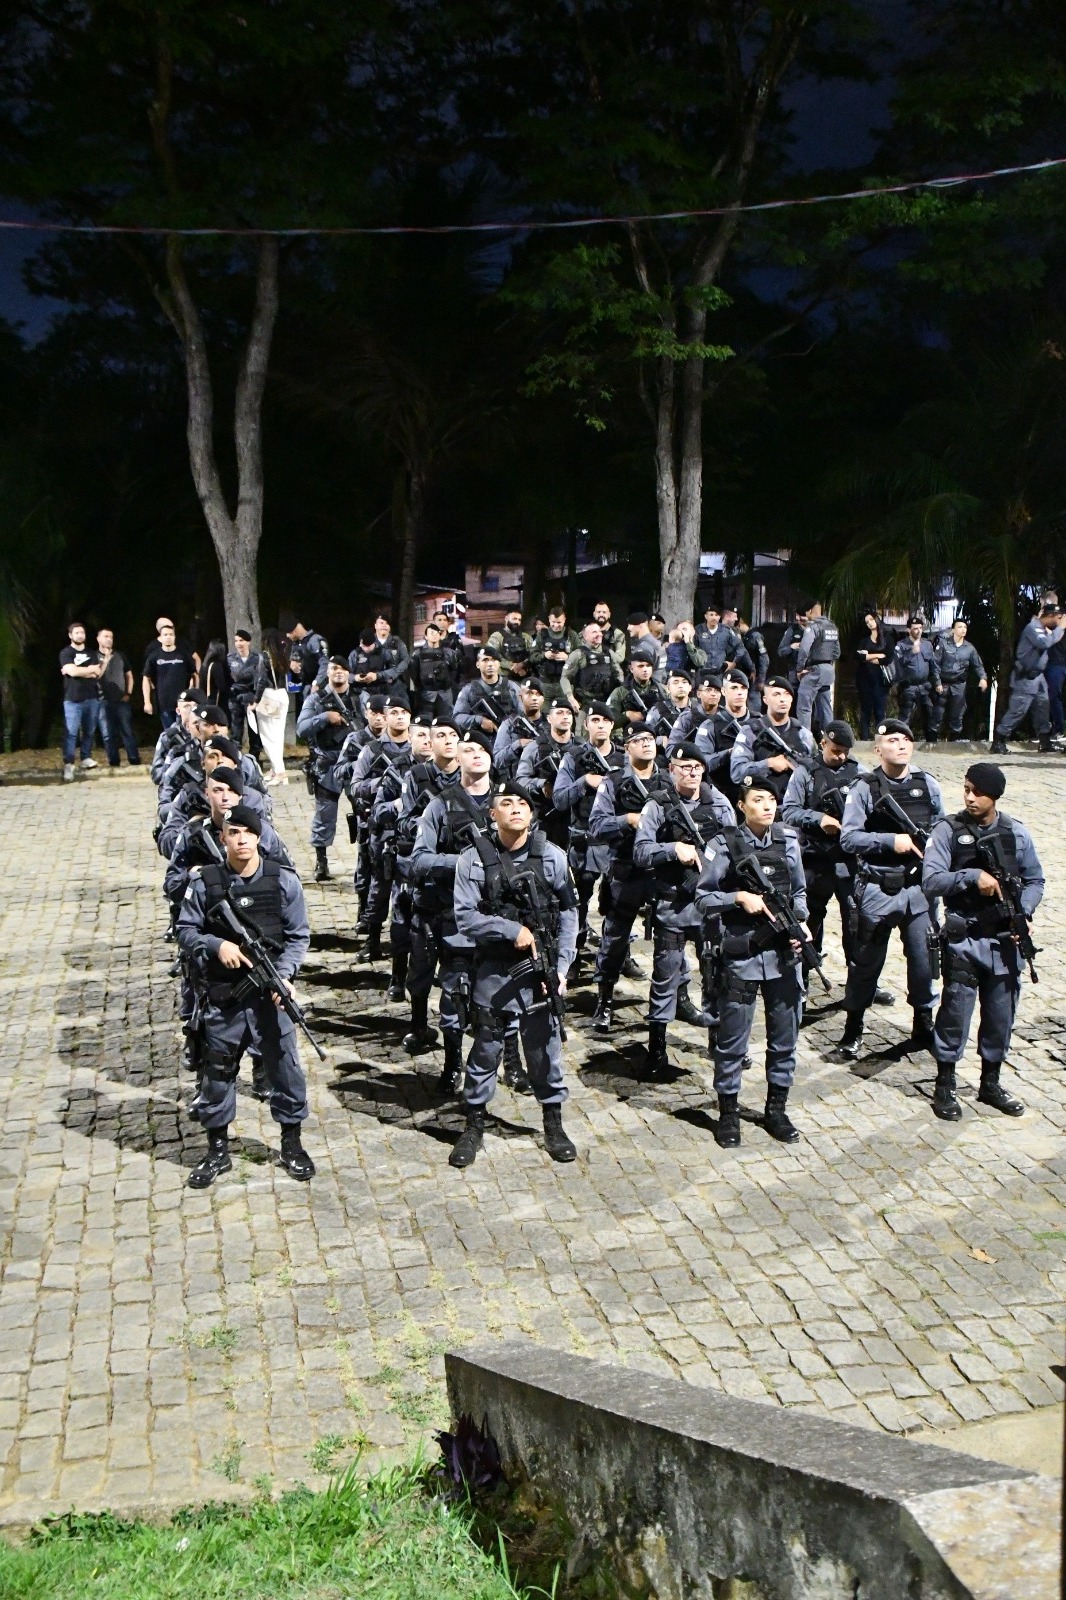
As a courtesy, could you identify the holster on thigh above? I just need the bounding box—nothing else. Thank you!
[942,946,979,988]
[472,1005,510,1043]
[722,972,759,1004]
[202,1048,241,1084]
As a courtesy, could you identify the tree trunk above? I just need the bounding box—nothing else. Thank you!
[396,463,424,646]
[656,347,705,625]
[164,235,279,644]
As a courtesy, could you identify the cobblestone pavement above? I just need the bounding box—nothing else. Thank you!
[0,747,1064,1522]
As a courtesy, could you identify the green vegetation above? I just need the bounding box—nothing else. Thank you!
[0,1463,531,1600]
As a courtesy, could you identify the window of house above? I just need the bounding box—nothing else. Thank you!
[470,624,483,638]
[414,602,426,623]
[481,575,500,593]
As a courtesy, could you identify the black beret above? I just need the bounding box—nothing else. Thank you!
[492,780,535,805]
[384,696,410,710]
[431,716,460,733]
[547,697,574,713]
[208,764,244,795]
[822,719,855,750]
[698,674,723,690]
[702,601,721,612]
[906,614,924,626]
[1041,603,1061,618]
[412,713,435,728]
[877,718,914,739]
[328,654,350,668]
[198,703,228,725]
[365,694,387,712]
[670,742,704,763]
[623,721,655,742]
[520,678,544,694]
[739,774,777,800]
[965,762,1007,800]
[222,803,261,835]
[477,645,501,660]
[723,669,749,687]
[626,611,649,625]
[667,668,693,683]
[766,676,794,695]
[178,687,207,705]
[234,628,252,642]
[460,728,494,753]
[203,735,240,764]
[586,701,614,719]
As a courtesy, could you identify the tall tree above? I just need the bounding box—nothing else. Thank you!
[0,0,374,638]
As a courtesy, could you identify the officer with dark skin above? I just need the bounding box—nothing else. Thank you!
[450,784,579,1168]
[398,719,462,1055]
[922,764,1044,1121]
[695,776,811,1148]
[177,806,314,1188]
[493,679,546,778]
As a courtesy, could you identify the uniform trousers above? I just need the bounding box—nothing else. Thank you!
[465,973,567,1107]
[593,875,646,984]
[796,664,834,733]
[932,936,1021,1064]
[899,683,937,740]
[310,786,340,847]
[191,996,308,1129]
[929,682,967,739]
[994,675,1051,740]
[713,963,803,1095]
[843,879,936,1012]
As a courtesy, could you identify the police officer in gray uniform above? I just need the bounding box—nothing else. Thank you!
[794,602,840,734]
[297,656,360,881]
[892,618,942,744]
[990,602,1065,753]
[923,763,1044,1120]
[450,783,579,1168]
[492,679,546,778]
[781,719,871,971]
[454,646,521,734]
[930,619,987,744]
[695,775,810,1148]
[408,730,494,1093]
[633,745,734,1075]
[828,719,946,1062]
[397,719,462,1054]
[177,804,314,1189]
[551,702,623,962]
[730,677,817,800]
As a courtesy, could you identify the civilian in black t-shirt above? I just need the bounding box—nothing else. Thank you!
[141,621,197,729]
[96,627,141,766]
[60,622,103,780]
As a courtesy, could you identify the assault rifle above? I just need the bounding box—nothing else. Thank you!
[502,871,568,1042]
[975,834,1040,983]
[578,742,615,778]
[475,695,512,732]
[757,720,817,773]
[324,686,359,729]
[868,791,930,854]
[732,848,830,992]
[205,896,327,1060]
[511,714,542,743]
[626,771,708,861]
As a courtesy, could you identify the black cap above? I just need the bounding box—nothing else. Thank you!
[198,703,228,726]
[278,609,298,633]
[208,764,244,795]
[203,735,240,764]
[766,676,794,695]
[491,780,535,805]
[366,694,387,713]
[877,718,914,739]
[703,601,721,613]
[697,674,723,690]
[412,713,435,728]
[384,696,409,710]
[586,700,614,720]
[222,803,261,835]
[547,697,574,714]
[431,716,459,733]
[965,762,1006,800]
[1041,603,1061,618]
[178,687,207,706]
[234,628,252,642]
[739,774,777,800]
[670,742,704,763]
[723,669,748,687]
[667,668,693,683]
[328,653,349,668]
[623,721,655,742]
[822,719,855,750]
[626,611,648,625]
[907,614,924,626]
[520,677,544,694]
[460,728,494,754]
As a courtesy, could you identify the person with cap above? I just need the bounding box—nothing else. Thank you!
[827,718,946,1062]
[647,668,694,746]
[694,670,752,802]
[922,763,1044,1120]
[226,629,263,755]
[296,656,361,882]
[450,782,580,1167]
[930,618,988,745]
[607,653,662,730]
[397,718,463,1050]
[781,720,886,985]
[150,688,205,787]
[736,618,769,713]
[363,717,435,1001]
[177,804,315,1189]
[667,674,723,753]
[156,738,273,854]
[157,712,267,812]
[624,612,663,677]
[587,721,673,1034]
[730,677,817,802]
[516,698,577,848]
[776,608,808,691]
[633,745,735,1075]
[695,604,746,678]
[279,612,328,703]
[531,606,581,689]
[407,730,495,1093]
[591,601,627,670]
[492,679,546,779]
[794,601,841,736]
[695,775,810,1147]
[990,601,1065,754]
[344,697,413,955]
[891,617,942,745]
[347,622,411,712]
[487,608,535,681]
[551,702,625,965]
[410,620,461,716]
[453,646,521,734]
[560,621,623,713]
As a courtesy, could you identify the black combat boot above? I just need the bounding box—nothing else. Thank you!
[437,1032,464,1097]
[621,952,643,980]
[764,1087,800,1143]
[361,924,383,963]
[989,737,1009,755]
[313,847,330,882]
[676,986,707,1026]
[1039,732,1054,752]
[542,1105,577,1163]
[715,1093,741,1148]
[644,1020,672,1080]
[449,1107,487,1168]
[977,1060,1024,1116]
[188,1128,232,1189]
[932,1061,962,1121]
[501,1033,531,1095]
[387,950,408,1003]
[403,994,438,1055]
[355,893,368,932]
[827,1011,864,1062]
[591,983,614,1036]
[911,1006,935,1050]
[250,1056,270,1101]
[279,1124,315,1181]
[872,986,895,1006]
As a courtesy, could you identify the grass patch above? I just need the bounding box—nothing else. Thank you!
[0,1461,532,1599]
[305,1433,366,1474]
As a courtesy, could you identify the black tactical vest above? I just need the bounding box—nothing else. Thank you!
[944,813,1020,929]
[608,766,673,872]
[861,769,937,834]
[473,830,566,946]
[200,859,285,984]
[806,617,840,664]
[499,626,529,665]
[573,647,615,703]
[418,647,454,691]
[312,692,357,754]
[750,717,808,798]
[476,682,515,724]
[653,791,728,903]
[396,761,452,854]
[719,825,794,946]
[805,757,859,860]
[572,743,624,827]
